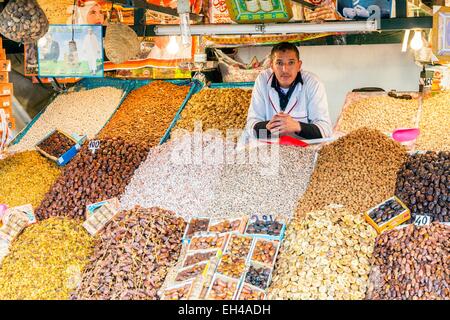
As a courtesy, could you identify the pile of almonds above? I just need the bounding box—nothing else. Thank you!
[395,151,449,222]
[367,223,449,300]
[36,138,148,220]
[99,81,190,148]
[173,88,252,138]
[268,206,377,300]
[72,206,186,300]
[297,128,408,216]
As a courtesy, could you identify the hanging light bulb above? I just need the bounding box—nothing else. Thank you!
[410,30,423,51]
[167,36,180,54]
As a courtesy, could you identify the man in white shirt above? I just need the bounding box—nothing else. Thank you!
[243,42,332,142]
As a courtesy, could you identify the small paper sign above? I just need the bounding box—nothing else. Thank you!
[414,215,431,226]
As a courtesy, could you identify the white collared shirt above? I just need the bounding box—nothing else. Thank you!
[242,68,332,142]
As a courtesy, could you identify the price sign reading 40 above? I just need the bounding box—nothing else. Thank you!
[414,215,431,226]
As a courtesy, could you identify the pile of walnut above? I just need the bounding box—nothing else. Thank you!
[366,223,449,300]
[268,206,377,300]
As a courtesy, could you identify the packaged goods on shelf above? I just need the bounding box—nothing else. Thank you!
[367,223,449,300]
[36,0,73,24]
[36,138,149,220]
[0,218,93,300]
[99,81,190,148]
[335,94,419,134]
[395,151,450,223]
[9,87,124,152]
[120,132,234,220]
[0,151,60,208]
[415,92,450,151]
[72,206,185,300]
[172,88,252,139]
[207,145,316,219]
[297,128,408,216]
[268,206,377,300]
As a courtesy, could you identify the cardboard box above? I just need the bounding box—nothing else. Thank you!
[0,60,11,72]
[364,196,411,234]
[0,83,13,96]
[0,95,11,108]
[0,72,8,83]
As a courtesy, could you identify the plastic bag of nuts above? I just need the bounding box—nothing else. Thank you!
[224,233,253,260]
[216,253,246,279]
[206,274,239,300]
[188,233,229,252]
[237,283,266,300]
[250,239,280,267]
[160,280,194,300]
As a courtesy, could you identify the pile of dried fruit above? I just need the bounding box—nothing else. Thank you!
[36,138,148,220]
[336,95,419,134]
[395,151,449,222]
[366,223,449,300]
[0,151,60,208]
[120,132,232,220]
[0,218,93,300]
[72,206,186,300]
[416,92,450,151]
[268,206,377,300]
[9,87,124,152]
[173,88,252,137]
[297,128,408,216]
[99,81,190,147]
[37,131,75,158]
[207,144,316,219]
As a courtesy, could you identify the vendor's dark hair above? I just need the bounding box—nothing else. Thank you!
[271,42,300,60]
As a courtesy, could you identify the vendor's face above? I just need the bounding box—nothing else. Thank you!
[271,50,302,88]
[87,4,104,25]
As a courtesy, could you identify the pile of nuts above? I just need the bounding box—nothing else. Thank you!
[0,218,93,300]
[336,95,419,134]
[245,265,271,289]
[36,138,148,220]
[226,234,252,258]
[37,131,75,158]
[120,132,232,220]
[368,198,406,225]
[395,151,449,222]
[72,206,186,300]
[0,151,60,208]
[207,276,238,300]
[268,206,377,300]
[367,223,449,300]
[0,0,49,43]
[9,87,124,152]
[252,239,278,266]
[208,145,316,219]
[99,81,190,147]
[173,88,252,138]
[297,128,408,216]
[217,254,246,278]
[416,92,450,151]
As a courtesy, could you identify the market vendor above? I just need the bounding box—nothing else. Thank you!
[243,42,332,142]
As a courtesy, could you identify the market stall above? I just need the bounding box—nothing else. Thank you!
[0,0,449,303]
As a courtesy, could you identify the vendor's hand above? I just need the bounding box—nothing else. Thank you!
[267,113,301,135]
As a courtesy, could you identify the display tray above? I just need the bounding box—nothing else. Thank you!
[8,79,200,148]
